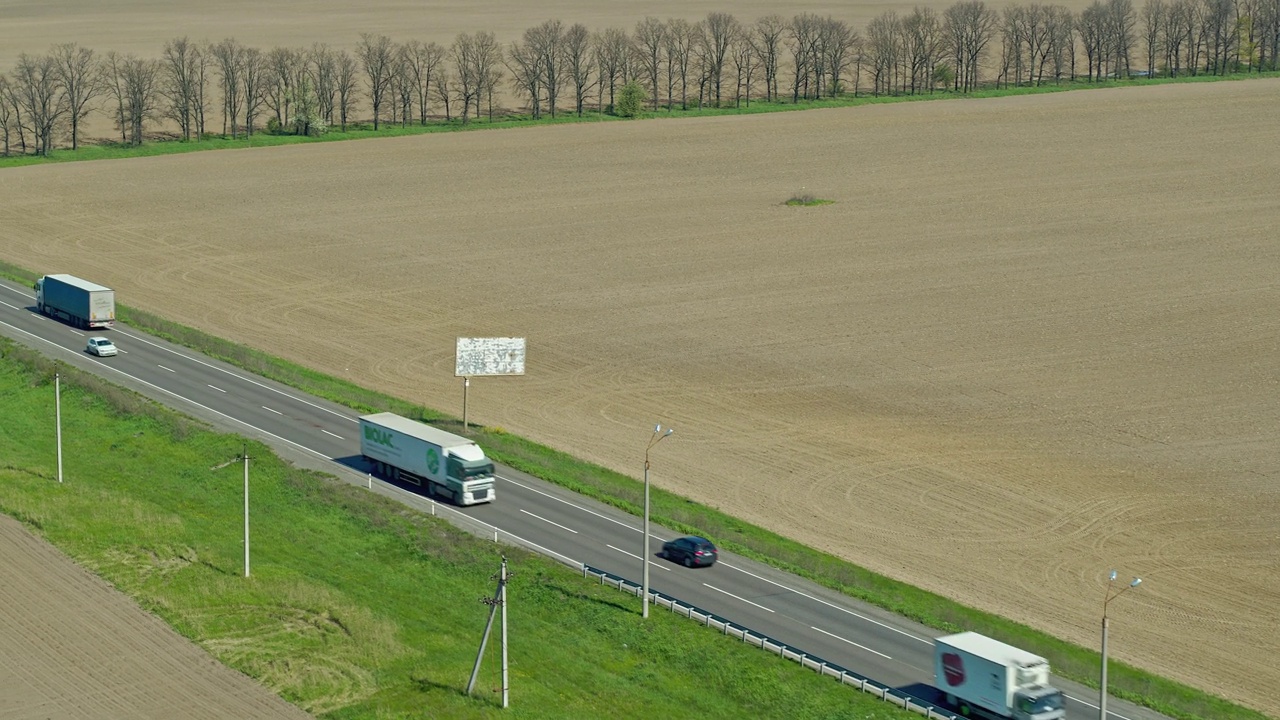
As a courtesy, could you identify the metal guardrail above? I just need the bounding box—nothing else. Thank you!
[583,564,961,720]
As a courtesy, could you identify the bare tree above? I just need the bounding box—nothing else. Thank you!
[752,15,787,101]
[730,24,757,105]
[1107,0,1138,76]
[789,13,823,99]
[335,49,359,131]
[527,20,566,117]
[822,17,859,96]
[944,1,998,91]
[0,74,20,155]
[472,31,503,121]
[161,37,202,141]
[635,17,666,109]
[211,39,245,137]
[664,18,695,109]
[390,46,413,125]
[703,12,739,105]
[357,33,395,129]
[865,12,903,95]
[52,43,100,150]
[403,40,445,124]
[563,23,594,115]
[506,37,542,118]
[12,53,66,155]
[434,67,454,120]
[451,33,481,122]
[241,47,267,136]
[1141,0,1166,74]
[310,44,337,125]
[103,55,161,146]
[265,46,304,128]
[594,27,632,111]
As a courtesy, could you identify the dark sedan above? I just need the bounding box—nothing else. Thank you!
[660,536,718,568]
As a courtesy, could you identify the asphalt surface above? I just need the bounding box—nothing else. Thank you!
[0,278,1170,720]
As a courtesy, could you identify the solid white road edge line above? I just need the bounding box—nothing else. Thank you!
[519,509,579,534]
[810,625,893,659]
[702,583,775,613]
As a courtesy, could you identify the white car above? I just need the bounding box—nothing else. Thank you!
[86,336,118,357]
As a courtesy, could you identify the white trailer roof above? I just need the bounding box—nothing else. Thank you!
[48,274,112,292]
[936,632,1049,667]
[361,413,475,449]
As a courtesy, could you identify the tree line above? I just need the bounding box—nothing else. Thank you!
[2,0,1278,156]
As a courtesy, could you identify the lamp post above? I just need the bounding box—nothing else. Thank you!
[1100,570,1142,720]
[642,423,674,619]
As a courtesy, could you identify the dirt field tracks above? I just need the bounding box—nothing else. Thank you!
[2,2,1279,715]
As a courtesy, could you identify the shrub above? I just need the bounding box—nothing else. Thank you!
[615,81,646,118]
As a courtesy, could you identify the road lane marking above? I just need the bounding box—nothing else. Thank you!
[208,384,226,393]
[810,626,892,659]
[499,475,641,532]
[321,429,344,439]
[1065,695,1134,720]
[703,583,775,613]
[157,365,175,372]
[262,406,283,415]
[69,330,83,336]
[718,561,930,644]
[607,544,670,569]
[111,327,359,423]
[0,300,21,310]
[519,509,578,534]
[0,318,332,465]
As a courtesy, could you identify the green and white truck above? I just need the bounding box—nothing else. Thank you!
[359,413,496,506]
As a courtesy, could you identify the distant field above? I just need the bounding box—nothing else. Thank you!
[2,78,1277,715]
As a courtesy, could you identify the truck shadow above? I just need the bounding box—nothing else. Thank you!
[333,453,444,501]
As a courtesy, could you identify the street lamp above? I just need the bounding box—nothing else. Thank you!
[1100,570,1142,720]
[642,423,674,619]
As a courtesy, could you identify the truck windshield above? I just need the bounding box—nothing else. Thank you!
[1018,691,1064,714]
[448,457,494,480]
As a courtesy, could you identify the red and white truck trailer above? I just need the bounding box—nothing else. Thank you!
[935,632,1066,720]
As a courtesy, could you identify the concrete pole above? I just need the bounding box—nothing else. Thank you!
[55,372,63,483]
[501,556,509,708]
[243,446,250,578]
[463,377,470,431]
[642,459,651,619]
[1099,614,1109,720]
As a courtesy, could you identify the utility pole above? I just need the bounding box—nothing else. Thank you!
[55,372,64,483]
[242,445,250,578]
[467,556,511,707]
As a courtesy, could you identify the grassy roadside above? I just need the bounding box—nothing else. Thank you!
[0,337,918,720]
[0,260,1264,720]
[1,71,1278,168]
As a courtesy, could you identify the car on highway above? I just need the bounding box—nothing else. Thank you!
[660,536,718,568]
[86,336,118,357]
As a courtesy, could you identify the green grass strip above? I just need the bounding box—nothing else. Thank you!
[0,336,919,720]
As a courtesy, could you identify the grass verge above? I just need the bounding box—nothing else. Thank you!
[2,71,1279,169]
[0,336,917,720]
[0,264,1265,718]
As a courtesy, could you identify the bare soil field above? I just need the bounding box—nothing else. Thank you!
[0,513,312,719]
[2,80,1278,715]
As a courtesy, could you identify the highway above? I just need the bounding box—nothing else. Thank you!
[0,278,1168,720]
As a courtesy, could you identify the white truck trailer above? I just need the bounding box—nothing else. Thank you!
[35,274,115,329]
[935,632,1066,720]
[359,413,496,506]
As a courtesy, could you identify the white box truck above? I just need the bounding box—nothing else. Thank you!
[35,274,115,329]
[359,413,496,506]
[935,632,1066,720]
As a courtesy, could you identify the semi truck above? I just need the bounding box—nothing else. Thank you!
[935,632,1066,720]
[35,274,115,329]
[359,413,496,506]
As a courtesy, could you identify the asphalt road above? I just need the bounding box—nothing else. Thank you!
[0,278,1169,720]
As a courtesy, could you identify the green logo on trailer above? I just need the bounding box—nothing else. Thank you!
[426,448,440,474]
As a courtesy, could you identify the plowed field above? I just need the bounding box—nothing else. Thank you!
[2,80,1278,715]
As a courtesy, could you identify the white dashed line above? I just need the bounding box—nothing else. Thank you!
[810,626,892,659]
[208,384,226,393]
[520,509,578,534]
[262,406,283,415]
[157,365,175,373]
[607,544,670,569]
[703,583,775,613]
[321,429,343,439]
